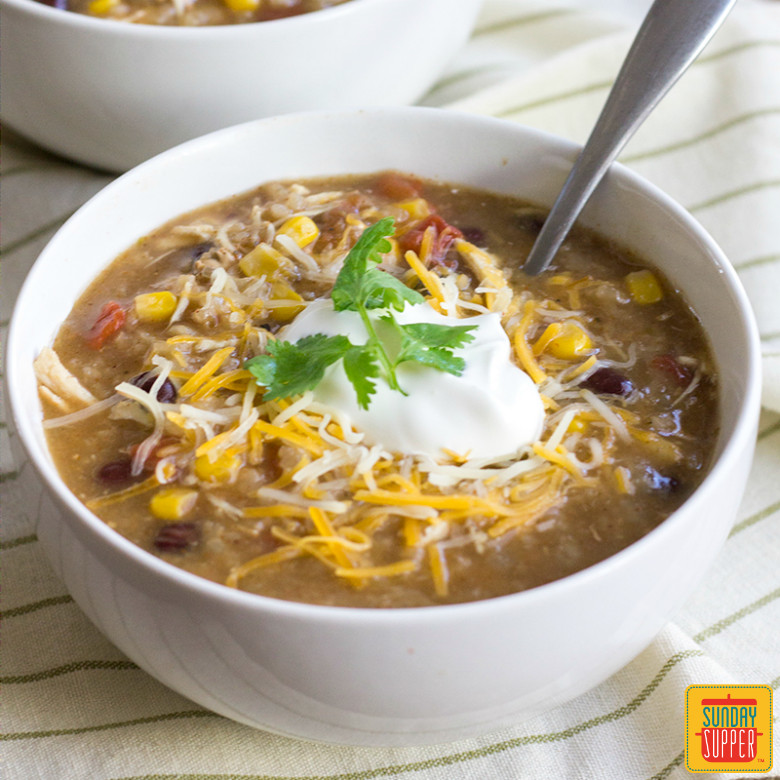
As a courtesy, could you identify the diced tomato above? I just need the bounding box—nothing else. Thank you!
[376,171,424,201]
[650,354,694,386]
[86,301,126,349]
[398,214,464,268]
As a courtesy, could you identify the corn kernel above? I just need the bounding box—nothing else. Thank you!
[150,488,198,521]
[278,216,320,248]
[396,198,431,221]
[88,0,118,14]
[194,450,242,483]
[269,282,305,322]
[222,0,259,11]
[134,291,178,323]
[535,321,593,360]
[626,269,663,304]
[239,243,285,278]
[567,416,587,434]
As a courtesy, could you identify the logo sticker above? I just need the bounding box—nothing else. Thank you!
[685,685,773,772]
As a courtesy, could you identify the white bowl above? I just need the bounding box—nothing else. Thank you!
[0,0,482,172]
[5,108,762,746]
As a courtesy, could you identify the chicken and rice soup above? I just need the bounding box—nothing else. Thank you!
[42,0,349,26]
[37,172,719,607]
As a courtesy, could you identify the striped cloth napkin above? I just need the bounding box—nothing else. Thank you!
[2,1,779,777]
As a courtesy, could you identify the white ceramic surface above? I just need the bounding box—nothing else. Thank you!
[0,0,482,173]
[5,108,762,746]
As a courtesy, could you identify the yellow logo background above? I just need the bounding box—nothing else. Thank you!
[685,685,773,773]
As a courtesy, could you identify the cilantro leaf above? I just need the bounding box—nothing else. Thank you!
[342,346,381,410]
[332,217,423,312]
[387,318,477,377]
[245,333,350,400]
[245,215,479,408]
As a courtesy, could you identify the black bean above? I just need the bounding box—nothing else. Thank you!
[154,522,200,552]
[130,371,177,403]
[580,367,633,396]
[96,459,135,484]
[515,209,546,234]
[461,227,486,246]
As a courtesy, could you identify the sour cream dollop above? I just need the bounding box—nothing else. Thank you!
[282,300,544,460]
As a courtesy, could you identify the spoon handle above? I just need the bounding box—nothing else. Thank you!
[522,0,736,276]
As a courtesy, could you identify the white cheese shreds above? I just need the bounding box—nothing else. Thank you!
[579,388,630,442]
[254,487,349,514]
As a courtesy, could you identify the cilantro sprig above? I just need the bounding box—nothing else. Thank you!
[246,217,476,409]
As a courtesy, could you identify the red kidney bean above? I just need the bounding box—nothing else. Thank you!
[96,458,135,484]
[581,367,633,396]
[130,372,177,403]
[651,354,694,386]
[154,522,200,552]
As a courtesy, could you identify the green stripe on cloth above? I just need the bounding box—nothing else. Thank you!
[1,594,74,619]
[688,179,780,213]
[0,710,219,741]
[729,497,780,537]
[0,660,139,684]
[0,533,38,550]
[100,651,706,780]
[694,586,780,643]
[623,107,780,164]
[736,253,780,271]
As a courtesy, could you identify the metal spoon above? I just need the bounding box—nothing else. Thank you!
[522,0,736,276]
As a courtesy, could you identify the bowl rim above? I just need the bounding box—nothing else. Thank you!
[0,0,398,37]
[6,106,763,626]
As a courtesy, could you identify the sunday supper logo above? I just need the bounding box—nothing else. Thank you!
[685,685,773,772]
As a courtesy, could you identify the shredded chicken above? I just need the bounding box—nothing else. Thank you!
[34,347,97,412]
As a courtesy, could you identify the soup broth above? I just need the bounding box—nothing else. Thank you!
[37,172,719,607]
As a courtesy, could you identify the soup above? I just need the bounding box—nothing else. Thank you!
[42,0,349,26]
[36,171,719,607]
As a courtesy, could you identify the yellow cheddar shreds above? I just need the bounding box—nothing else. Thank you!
[178,346,234,397]
[404,250,447,309]
[563,355,598,382]
[512,302,547,384]
[307,507,354,570]
[427,544,449,597]
[86,474,160,510]
[614,466,635,495]
[532,322,563,356]
[190,369,254,402]
[403,516,422,547]
[532,443,582,476]
[252,419,323,456]
[226,546,302,589]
